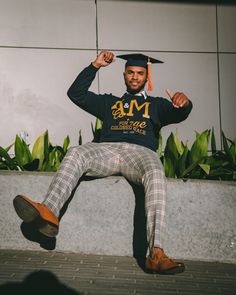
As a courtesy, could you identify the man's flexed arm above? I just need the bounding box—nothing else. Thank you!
[67,52,114,119]
[68,51,115,100]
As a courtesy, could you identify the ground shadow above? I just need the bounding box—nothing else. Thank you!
[0,270,80,295]
[21,222,56,250]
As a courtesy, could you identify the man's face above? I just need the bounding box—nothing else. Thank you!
[123,66,147,94]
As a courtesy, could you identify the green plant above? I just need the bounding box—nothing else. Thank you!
[0,130,81,172]
[160,128,236,181]
[0,128,235,180]
[0,143,18,170]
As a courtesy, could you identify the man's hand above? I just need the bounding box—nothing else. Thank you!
[165,89,189,108]
[92,51,115,69]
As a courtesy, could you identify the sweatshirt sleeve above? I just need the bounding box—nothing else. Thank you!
[157,97,193,128]
[67,63,107,120]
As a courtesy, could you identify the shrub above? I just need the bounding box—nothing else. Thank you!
[0,127,235,180]
[160,128,236,181]
[0,130,81,172]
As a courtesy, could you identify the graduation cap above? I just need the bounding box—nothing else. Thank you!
[116,53,163,92]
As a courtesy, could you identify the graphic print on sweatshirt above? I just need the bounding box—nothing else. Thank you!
[110,98,151,136]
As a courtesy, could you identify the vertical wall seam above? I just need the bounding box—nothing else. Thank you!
[216,4,223,150]
[95,0,100,94]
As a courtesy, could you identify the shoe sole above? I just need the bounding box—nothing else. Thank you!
[160,265,185,275]
[146,265,185,275]
[13,195,39,223]
[13,195,58,238]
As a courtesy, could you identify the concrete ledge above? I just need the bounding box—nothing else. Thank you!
[0,171,236,263]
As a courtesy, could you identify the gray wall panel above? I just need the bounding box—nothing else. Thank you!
[219,54,236,140]
[0,0,96,49]
[97,1,217,52]
[218,5,236,52]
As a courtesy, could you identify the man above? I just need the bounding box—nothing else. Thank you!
[13,51,192,275]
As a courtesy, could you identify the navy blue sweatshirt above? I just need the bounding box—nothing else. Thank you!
[67,64,193,152]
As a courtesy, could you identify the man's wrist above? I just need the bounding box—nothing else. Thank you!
[92,61,101,69]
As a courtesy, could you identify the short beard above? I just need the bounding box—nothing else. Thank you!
[125,81,147,95]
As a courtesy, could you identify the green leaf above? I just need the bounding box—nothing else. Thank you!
[163,132,179,178]
[199,163,210,175]
[95,118,103,130]
[222,132,236,165]
[52,146,65,162]
[222,131,230,155]
[49,148,61,171]
[211,127,216,153]
[42,145,64,172]
[44,130,49,161]
[173,130,184,155]
[163,156,175,178]
[14,135,32,167]
[0,146,18,170]
[0,146,13,162]
[178,144,189,177]
[156,131,162,157]
[63,135,70,153]
[165,132,179,160]
[195,130,201,139]
[229,138,236,164]
[5,143,14,153]
[92,118,102,142]
[78,130,82,145]
[32,130,49,170]
[189,129,210,164]
[181,156,207,178]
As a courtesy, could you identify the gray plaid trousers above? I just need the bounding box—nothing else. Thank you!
[43,142,166,249]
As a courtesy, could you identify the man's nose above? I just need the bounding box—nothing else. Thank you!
[132,73,138,79]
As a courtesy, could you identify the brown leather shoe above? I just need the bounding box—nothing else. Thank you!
[13,195,59,237]
[146,247,185,275]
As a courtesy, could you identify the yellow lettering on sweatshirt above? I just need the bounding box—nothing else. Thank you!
[111,99,150,119]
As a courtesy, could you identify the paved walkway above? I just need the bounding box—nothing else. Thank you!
[0,249,235,295]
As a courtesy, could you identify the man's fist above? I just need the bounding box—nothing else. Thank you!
[92,51,115,69]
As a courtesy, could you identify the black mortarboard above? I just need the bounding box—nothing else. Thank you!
[117,53,163,67]
[116,53,163,91]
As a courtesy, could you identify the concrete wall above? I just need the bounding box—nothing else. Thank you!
[0,0,235,150]
[0,171,236,263]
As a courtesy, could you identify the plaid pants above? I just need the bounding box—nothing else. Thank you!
[43,142,166,249]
